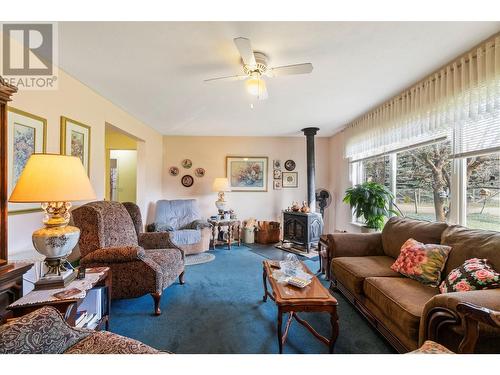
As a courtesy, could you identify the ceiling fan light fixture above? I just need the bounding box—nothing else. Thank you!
[246,76,266,97]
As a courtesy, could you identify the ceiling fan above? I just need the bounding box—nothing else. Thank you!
[204,37,313,100]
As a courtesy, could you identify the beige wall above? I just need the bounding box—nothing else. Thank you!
[8,69,164,257]
[327,131,363,234]
[163,136,333,231]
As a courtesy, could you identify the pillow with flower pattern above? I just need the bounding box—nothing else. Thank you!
[391,238,451,287]
[439,258,500,293]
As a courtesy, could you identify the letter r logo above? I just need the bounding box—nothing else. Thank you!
[2,23,53,76]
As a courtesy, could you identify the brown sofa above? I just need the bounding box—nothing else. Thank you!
[327,216,500,353]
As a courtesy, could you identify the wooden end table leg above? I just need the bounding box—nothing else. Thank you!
[228,225,232,250]
[277,309,283,354]
[211,225,217,250]
[262,265,268,302]
[329,310,339,354]
[237,224,241,246]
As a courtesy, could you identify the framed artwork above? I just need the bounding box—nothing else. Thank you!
[273,180,282,190]
[282,172,298,188]
[60,116,91,174]
[7,107,47,214]
[273,169,282,179]
[182,159,192,169]
[273,159,281,170]
[226,156,268,192]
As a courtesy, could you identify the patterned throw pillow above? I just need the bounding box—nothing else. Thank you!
[439,258,500,293]
[391,238,451,287]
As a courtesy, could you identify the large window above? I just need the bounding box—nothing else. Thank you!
[466,153,500,230]
[362,155,391,188]
[350,146,500,231]
[395,141,451,222]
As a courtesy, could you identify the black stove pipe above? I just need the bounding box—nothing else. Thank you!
[301,127,319,212]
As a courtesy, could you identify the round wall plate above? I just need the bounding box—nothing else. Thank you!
[182,159,192,169]
[195,167,205,177]
[284,159,296,171]
[169,166,179,176]
[181,175,194,187]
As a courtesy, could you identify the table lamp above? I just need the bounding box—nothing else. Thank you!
[9,154,96,289]
[212,177,230,213]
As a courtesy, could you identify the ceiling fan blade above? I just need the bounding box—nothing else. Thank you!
[234,37,257,68]
[268,63,313,77]
[204,75,248,83]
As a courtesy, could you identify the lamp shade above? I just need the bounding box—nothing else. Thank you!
[9,154,96,203]
[212,177,230,192]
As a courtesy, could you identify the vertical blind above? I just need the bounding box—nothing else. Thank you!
[344,34,500,161]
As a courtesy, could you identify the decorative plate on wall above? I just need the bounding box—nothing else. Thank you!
[182,159,192,169]
[195,167,205,177]
[169,166,179,176]
[181,175,194,187]
[284,159,296,171]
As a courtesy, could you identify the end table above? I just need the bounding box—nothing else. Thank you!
[207,219,241,250]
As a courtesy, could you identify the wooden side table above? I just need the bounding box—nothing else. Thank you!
[262,260,339,354]
[207,219,241,250]
[0,262,33,323]
[8,267,111,331]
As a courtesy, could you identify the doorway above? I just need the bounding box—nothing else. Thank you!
[105,124,138,203]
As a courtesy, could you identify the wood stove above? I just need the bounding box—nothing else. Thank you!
[283,211,323,252]
[281,127,324,253]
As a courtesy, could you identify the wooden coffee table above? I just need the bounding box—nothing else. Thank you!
[262,260,339,354]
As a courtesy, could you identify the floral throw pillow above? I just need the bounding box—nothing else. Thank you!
[391,238,451,287]
[439,258,500,293]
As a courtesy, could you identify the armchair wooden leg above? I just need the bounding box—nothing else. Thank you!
[179,271,185,285]
[151,292,162,316]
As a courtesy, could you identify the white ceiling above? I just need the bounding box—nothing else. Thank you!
[59,22,500,137]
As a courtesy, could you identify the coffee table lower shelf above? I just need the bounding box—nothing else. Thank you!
[262,260,339,354]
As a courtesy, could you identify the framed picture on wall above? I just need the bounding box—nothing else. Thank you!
[60,116,91,175]
[7,107,47,214]
[226,156,268,192]
[282,172,298,188]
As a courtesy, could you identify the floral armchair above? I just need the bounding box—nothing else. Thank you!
[72,201,185,315]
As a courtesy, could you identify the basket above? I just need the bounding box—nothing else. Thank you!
[255,221,281,244]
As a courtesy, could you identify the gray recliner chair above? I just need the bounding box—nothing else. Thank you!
[147,199,211,255]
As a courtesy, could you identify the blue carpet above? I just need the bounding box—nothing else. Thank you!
[110,245,395,354]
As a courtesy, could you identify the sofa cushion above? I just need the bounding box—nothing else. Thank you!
[391,238,451,287]
[331,256,401,296]
[0,306,90,354]
[439,258,500,293]
[364,277,439,343]
[441,225,500,276]
[381,217,449,259]
[170,229,202,245]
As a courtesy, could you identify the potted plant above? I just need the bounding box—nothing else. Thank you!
[343,181,396,232]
